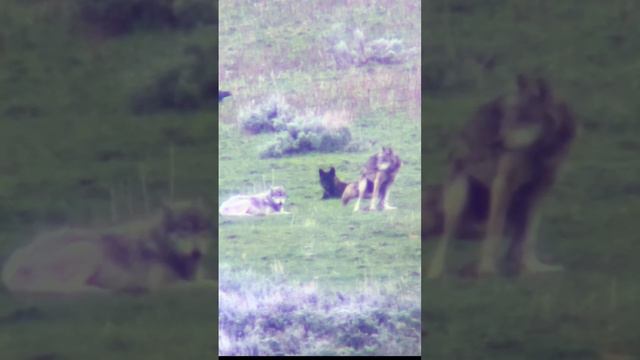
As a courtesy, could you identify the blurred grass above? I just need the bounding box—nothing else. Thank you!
[0,0,217,359]
[423,0,640,359]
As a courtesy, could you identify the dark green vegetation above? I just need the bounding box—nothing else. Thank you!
[218,0,420,356]
[423,0,640,359]
[0,0,216,358]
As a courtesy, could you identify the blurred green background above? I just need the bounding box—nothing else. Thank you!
[0,0,218,358]
[423,1,640,359]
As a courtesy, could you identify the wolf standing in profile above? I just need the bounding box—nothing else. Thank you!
[342,147,402,212]
[219,186,289,216]
[318,167,349,199]
[427,74,577,279]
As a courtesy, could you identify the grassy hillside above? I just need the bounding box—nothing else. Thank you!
[0,0,217,359]
[218,0,421,356]
[423,0,640,359]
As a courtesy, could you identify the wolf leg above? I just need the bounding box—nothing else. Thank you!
[382,185,397,210]
[477,154,519,275]
[369,172,383,211]
[353,179,367,212]
[519,201,564,273]
[428,175,468,279]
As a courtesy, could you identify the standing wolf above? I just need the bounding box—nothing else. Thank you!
[342,147,402,212]
[427,74,577,278]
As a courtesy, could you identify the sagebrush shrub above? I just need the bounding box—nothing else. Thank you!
[260,117,352,158]
[365,38,404,65]
[238,96,352,158]
[329,27,409,68]
[239,95,296,135]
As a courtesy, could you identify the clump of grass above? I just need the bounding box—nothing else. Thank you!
[238,96,353,158]
[260,113,352,158]
[239,95,296,135]
[218,269,421,356]
[329,26,411,68]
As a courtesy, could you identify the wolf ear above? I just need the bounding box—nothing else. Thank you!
[329,167,335,175]
[319,169,326,176]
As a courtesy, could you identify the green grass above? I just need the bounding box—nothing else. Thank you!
[422,0,640,358]
[218,0,421,355]
[219,114,421,291]
[218,0,421,292]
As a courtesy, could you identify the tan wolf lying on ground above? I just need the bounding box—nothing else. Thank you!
[318,167,349,199]
[2,202,213,295]
[342,147,402,212]
[427,74,577,278]
[219,186,289,216]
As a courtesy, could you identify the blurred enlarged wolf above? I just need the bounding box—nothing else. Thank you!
[2,202,213,295]
[427,74,577,278]
[219,186,289,216]
[342,147,402,212]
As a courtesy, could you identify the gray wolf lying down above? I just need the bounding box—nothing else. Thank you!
[219,186,289,216]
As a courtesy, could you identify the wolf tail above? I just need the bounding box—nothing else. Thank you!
[341,183,358,205]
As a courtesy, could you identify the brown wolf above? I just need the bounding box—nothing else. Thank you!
[2,202,213,295]
[318,167,348,199]
[427,74,577,278]
[342,147,402,212]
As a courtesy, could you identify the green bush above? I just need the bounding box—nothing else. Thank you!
[260,122,352,158]
[239,97,352,158]
[239,96,296,135]
[329,27,412,68]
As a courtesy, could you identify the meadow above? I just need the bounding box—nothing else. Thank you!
[422,0,640,359]
[218,0,421,356]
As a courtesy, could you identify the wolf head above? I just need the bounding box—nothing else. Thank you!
[376,147,398,170]
[268,186,288,208]
[319,167,337,199]
[503,74,576,150]
[157,202,213,280]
